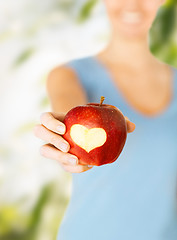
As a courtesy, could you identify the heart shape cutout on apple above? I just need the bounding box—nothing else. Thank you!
[63,96,127,166]
[70,124,107,153]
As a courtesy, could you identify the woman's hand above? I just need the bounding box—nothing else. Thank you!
[125,116,136,133]
[33,112,135,174]
[33,112,93,173]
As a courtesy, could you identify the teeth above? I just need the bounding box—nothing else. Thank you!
[121,12,142,24]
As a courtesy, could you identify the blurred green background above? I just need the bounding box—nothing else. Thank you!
[0,0,177,239]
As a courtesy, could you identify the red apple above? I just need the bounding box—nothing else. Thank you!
[63,96,127,166]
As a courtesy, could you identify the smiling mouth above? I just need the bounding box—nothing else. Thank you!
[120,12,142,24]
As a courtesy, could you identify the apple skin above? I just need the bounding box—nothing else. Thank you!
[63,102,127,166]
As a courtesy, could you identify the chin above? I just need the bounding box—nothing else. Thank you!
[114,21,150,40]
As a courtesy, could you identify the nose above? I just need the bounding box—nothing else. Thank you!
[123,0,141,11]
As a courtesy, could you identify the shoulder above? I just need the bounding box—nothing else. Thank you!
[46,63,80,92]
[47,56,93,80]
[47,64,76,83]
[46,57,95,103]
[47,55,95,90]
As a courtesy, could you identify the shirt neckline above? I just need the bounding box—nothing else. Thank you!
[90,55,177,120]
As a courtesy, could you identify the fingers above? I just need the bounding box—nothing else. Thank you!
[40,112,66,135]
[33,124,70,153]
[125,116,136,133]
[34,111,94,173]
[62,164,93,173]
[40,143,93,173]
[50,112,66,122]
[39,112,136,135]
[40,143,78,165]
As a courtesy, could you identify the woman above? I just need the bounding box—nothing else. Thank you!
[34,0,177,239]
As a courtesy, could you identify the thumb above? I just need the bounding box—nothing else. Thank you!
[124,116,136,133]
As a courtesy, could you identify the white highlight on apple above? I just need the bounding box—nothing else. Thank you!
[70,124,107,153]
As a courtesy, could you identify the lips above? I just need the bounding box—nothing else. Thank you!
[120,12,142,24]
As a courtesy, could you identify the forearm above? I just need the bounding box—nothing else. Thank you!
[46,66,88,114]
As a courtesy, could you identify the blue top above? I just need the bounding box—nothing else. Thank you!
[57,56,177,240]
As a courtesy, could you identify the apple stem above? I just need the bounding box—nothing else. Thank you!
[99,96,105,106]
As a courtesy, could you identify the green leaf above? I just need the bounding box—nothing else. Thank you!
[77,0,98,23]
[165,44,177,65]
[149,3,176,53]
[165,0,177,7]
[12,47,35,68]
[159,7,175,41]
[0,185,53,240]
[0,206,20,235]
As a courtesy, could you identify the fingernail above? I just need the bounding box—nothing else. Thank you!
[57,125,65,134]
[60,142,69,152]
[68,157,78,165]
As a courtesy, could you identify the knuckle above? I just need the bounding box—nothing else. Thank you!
[67,156,78,166]
[40,112,52,124]
[50,136,57,145]
[62,165,71,173]
[62,155,72,166]
[56,151,63,162]
[47,117,54,128]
